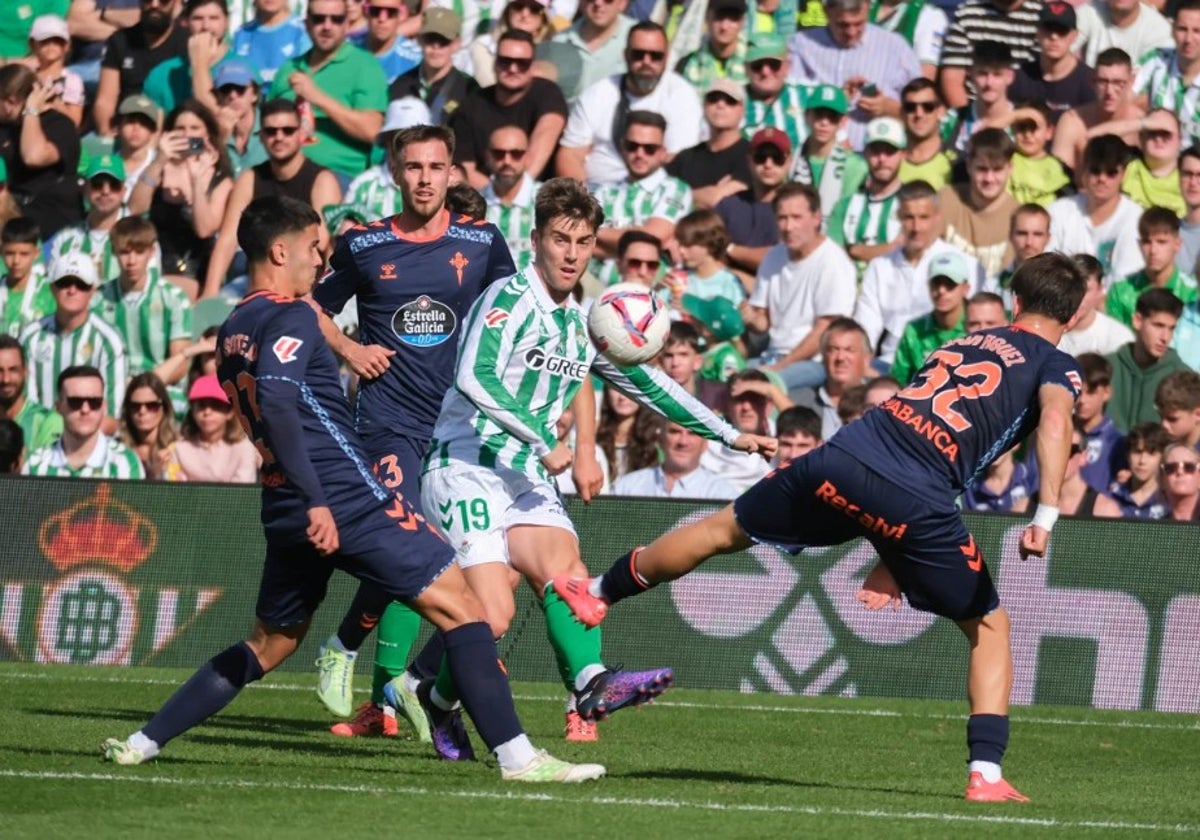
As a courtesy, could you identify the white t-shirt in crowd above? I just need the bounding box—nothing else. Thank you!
[749,237,857,358]
[1058,311,1135,358]
[1048,194,1145,287]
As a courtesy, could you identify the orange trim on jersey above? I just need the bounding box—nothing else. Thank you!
[390,208,450,243]
[236,290,291,308]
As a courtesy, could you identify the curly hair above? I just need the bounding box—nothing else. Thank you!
[596,389,660,479]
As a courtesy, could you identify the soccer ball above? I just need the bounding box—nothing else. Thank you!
[588,283,671,366]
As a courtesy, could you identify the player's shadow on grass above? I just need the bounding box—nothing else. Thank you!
[623,768,959,800]
[34,707,329,737]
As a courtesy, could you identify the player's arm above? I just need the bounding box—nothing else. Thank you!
[203,169,255,299]
[1022,382,1076,559]
[593,355,777,458]
[311,237,395,378]
[569,375,603,501]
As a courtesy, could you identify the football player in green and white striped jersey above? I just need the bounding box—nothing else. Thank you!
[22,364,144,479]
[420,178,775,735]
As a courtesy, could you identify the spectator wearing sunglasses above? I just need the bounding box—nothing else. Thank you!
[1160,442,1200,520]
[470,0,555,90]
[482,125,539,271]
[23,364,144,479]
[205,98,342,297]
[350,0,421,82]
[269,0,389,183]
[450,29,567,189]
[590,110,693,286]
[1025,425,1102,518]
[742,34,808,155]
[675,0,749,91]
[119,371,180,479]
[897,78,954,192]
[49,155,132,287]
[666,79,753,210]
[387,8,477,125]
[716,127,790,274]
[232,0,313,85]
[790,85,867,216]
[557,21,702,185]
[144,0,236,116]
[211,60,268,176]
[94,0,189,136]
[20,254,128,422]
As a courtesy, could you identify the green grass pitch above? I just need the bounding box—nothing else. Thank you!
[0,663,1197,838]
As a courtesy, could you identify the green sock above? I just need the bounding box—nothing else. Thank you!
[370,602,421,705]
[433,655,459,705]
[541,589,602,691]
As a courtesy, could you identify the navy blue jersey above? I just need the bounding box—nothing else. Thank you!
[314,210,516,442]
[830,326,1083,496]
[218,291,390,539]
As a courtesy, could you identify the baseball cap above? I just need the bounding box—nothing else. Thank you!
[704,77,746,104]
[188,374,231,405]
[709,0,748,15]
[1039,0,1076,30]
[745,34,786,64]
[749,126,791,158]
[806,84,848,116]
[379,96,431,140]
[29,15,70,42]
[51,253,100,289]
[928,251,971,286]
[864,117,907,150]
[682,294,745,342]
[117,94,162,127]
[213,60,260,90]
[421,7,462,40]
[85,153,126,183]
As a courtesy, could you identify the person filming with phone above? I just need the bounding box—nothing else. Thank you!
[129,100,235,302]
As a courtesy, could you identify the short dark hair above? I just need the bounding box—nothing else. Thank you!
[1136,287,1184,319]
[674,209,729,258]
[237,195,321,264]
[1127,420,1170,454]
[1076,352,1112,389]
[617,230,662,259]
[497,28,535,49]
[665,320,702,351]
[533,177,604,233]
[446,182,487,219]
[967,127,1015,163]
[897,179,938,205]
[1139,205,1181,239]
[0,334,24,365]
[260,98,301,122]
[392,124,455,162]
[968,291,1005,309]
[0,64,36,101]
[0,418,22,474]
[627,20,667,42]
[971,40,1013,70]
[1011,203,1050,232]
[772,181,820,214]
[1095,47,1132,69]
[900,76,942,105]
[1009,252,1087,324]
[624,109,667,135]
[56,365,104,396]
[776,406,822,441]
[1072,253,1103,284]
[1,217,40,247]
[1083,134,1131,173]
[184,0,227,16]
[110,216,158,252]
[1156,369,1200,412]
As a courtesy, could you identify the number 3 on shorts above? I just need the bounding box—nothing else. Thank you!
[438,496,491,534]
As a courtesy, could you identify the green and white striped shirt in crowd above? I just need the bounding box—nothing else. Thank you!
[0,264,54,338]
[23,432,145,479]
[343,165,404,223]
[827,188,903,272]
[425,267,739,482]
[484,174,540,272]
[93,267,193,374]
[50,216,127,284]
[590,169,693,286]
[19,314,129,412]
[1136,48,1200,147]
[677,40,749,90]
[743,83,811,152]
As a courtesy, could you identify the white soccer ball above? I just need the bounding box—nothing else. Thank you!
[587,282,671,366]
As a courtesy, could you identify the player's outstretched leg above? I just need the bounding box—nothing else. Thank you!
[102,622,301,764]
[959,608,1029,803]
[554,505,753,628]
[409,565,605,782]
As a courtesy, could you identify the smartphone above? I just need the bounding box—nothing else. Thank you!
[861,83,878,97]
[185,137,206,155]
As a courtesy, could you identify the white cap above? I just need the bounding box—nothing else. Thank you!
[29,14,70,42]
[864,117,907,150]
[51,253,100,288]
[378,97,432,142]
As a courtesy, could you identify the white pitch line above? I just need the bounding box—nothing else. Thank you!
[0,670,1196,732]
[0,769,1196,834]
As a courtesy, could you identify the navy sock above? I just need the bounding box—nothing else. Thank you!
[335,586,391,651]
[143,642,265,747]
[408,630,446,681]
[443,622,523,751]
[967,713,1009,764]
[599,550,651,604]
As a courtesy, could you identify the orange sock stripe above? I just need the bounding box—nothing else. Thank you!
[630,547,650,590]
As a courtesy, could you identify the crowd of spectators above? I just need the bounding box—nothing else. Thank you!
[2,0,1200,522]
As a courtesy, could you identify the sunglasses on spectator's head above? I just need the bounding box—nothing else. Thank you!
[628,48,666,62]
[1163,461,1200,475]
[496,55,534,71]
[307,12,347,24]
[367,4,401,17]
[65,396,103,412]
[623,140,661,155]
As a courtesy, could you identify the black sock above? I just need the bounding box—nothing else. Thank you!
[967,713,1009,764]
[334,586,392,651]
[443,622,523,751]
[599,550,651,604]
[408,630,445,681]
[143,642,265,747]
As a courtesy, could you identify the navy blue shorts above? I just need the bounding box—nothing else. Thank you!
[256,494,455,628]
[362,431,427,505]
[733,445,999,621]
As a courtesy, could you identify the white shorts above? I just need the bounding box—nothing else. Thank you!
[421,460,577,569]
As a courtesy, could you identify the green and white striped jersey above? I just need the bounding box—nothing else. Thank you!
[591,170,693,286]
[0,264,54,338]
[93,268,194,373]
[1135,49,1200,148]
[744,84,811,152]
[827,188,903,273]
[483,174,539,272]
[50,218,125,284]
[23,432,146,479]
[19,314,129,412]
[426,267,739,481]
[343,165,404,222]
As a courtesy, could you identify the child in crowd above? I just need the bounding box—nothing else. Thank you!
[1074,353,1127,494]
[1155,370,1200,450]
[1007,103,1070,207]
[773,405,822,465]
[666,209,746,313]
[1094,421,1169,519]
[0,218,50,339]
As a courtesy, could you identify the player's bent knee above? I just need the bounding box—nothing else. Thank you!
[245,621,307,672]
